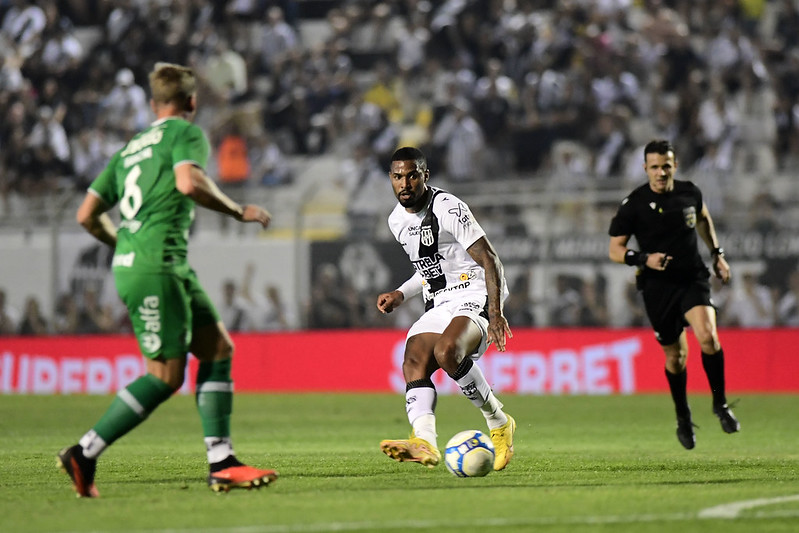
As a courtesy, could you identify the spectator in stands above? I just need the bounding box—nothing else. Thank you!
[0,288,20,335]
[240,263,290,331]
[53,292,79,334]
[202,37,248,103]
[777,269,799,327]
[75,286,115,334]
[0,52,26,93]
[339,142,392,238]
[250,131,292,186]
[17,295,49,336]
[349,2,401,57]
[306,263,358,329]
[37,12,83,79]
[503,273,535,327]
[549,274,583,327]
[362,61,401,122]
[579,276,609,327]
[101,68,150,135]
[70,127,114,189]
[219,279,253,333]
[1,0,47,59]
[431,97,486,182]
[215,121,250,188]
[26,105,72,193]
[473,60,514,172]
[723,271,776,328]
[257,5,299,75]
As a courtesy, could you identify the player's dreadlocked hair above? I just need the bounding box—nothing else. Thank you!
[148,62,196,112]
[391,146,427,171]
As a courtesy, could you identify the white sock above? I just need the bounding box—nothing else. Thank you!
[455,363,508,430]
[79,429,108,459]
[480,395,508,430]
[411,413,438,448]
[204,437,235,464]
[406,387,437,448]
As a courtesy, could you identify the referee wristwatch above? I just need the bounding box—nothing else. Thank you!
[711,247,725,257]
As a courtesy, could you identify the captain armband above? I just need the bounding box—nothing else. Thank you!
[396,273,424,298]
[624,249,649,267]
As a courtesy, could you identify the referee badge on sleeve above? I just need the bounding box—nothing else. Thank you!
[683,206,696,228]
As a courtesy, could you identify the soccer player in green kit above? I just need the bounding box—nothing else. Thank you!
[57,62,276,497]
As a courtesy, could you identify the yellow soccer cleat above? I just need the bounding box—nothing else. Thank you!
[490,414,516,471]
[380,437,441,468]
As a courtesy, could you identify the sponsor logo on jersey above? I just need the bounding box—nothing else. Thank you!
[140,332,161,354]
[119,220,142,233]
[459,270,477,281]
[138,296,162,354]
[429,280,471,298]
[112,252,136,268]
[448,203,472,227]
[411,253,445,279]
[683,206,696,228]
[458,301,482,313]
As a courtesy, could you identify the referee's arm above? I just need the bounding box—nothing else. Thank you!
[609,235,632,264]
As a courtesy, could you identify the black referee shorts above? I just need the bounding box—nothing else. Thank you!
[641,276,713,346]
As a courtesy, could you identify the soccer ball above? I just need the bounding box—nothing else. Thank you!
[444,429,495,478]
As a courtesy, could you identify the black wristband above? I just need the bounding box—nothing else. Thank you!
[712,247,725,257]
[624,249,648,267]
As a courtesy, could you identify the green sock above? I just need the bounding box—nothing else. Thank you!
[196,359,233,438]
[93,374,175,444]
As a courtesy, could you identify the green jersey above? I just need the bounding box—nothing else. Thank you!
[90,117,210,274]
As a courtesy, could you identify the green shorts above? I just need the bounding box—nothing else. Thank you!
[114,268,220,359]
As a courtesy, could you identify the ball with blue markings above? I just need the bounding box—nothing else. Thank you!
[444,429,495,477]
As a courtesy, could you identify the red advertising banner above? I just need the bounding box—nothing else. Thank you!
[1,329,797,394]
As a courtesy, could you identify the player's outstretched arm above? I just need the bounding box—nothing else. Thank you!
[467,236,512,351]
[378,272,425,313]
[175,163,271,228]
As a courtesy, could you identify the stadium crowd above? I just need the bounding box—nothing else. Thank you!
[2,0,799,333]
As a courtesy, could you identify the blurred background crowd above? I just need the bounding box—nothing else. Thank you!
[2,0,799,335]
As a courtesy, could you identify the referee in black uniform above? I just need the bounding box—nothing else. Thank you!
[608,139,740,449]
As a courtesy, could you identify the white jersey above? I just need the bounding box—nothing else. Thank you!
[388,187,507,309]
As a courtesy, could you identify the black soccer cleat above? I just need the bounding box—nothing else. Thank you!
[713,403,741,434]
[57,444,99,498]
[676,415,696,450]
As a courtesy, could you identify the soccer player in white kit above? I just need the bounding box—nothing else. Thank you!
[376,146,516,471]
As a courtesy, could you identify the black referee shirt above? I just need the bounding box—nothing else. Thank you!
[608,180,710,283]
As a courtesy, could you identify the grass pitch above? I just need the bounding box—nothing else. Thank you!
[1,393,797,533]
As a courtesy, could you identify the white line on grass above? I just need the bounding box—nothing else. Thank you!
[64,506,799,533]
[698,494,799,519]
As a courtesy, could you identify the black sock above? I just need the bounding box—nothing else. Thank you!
[209,455,243,472]
[448,357,474,381]
[701,349,727,407]
[665,368,691,419]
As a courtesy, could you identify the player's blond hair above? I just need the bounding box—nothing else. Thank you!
[148,62,196,111]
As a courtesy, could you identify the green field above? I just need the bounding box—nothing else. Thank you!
[1,393,797,533]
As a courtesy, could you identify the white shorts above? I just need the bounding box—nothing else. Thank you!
[406,296,489,359]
